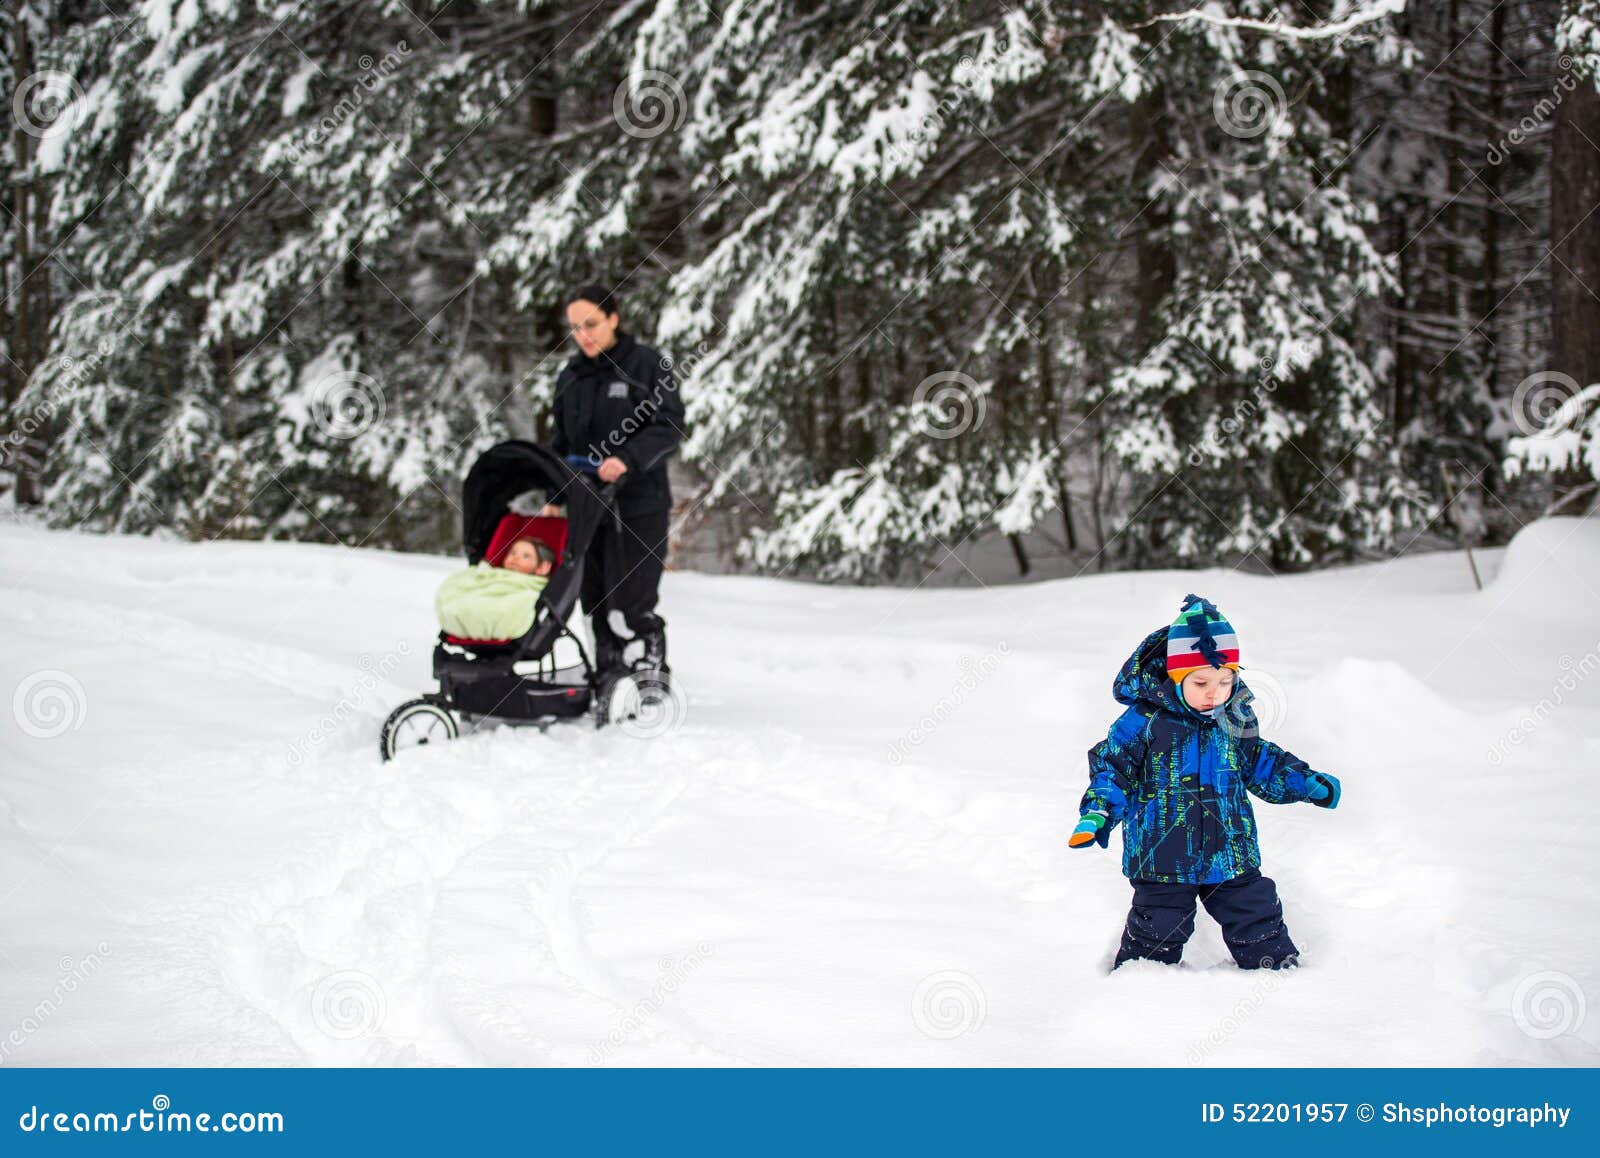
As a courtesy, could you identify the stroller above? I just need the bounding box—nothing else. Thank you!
[379,440,659,761]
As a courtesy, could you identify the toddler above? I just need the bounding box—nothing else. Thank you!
[1071,595,1340,970]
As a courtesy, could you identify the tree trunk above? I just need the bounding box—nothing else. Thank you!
[1481,3,1506,403]
[1437,0,1462,437]
[1551,70,1600,393]
[1034,312,1077,550]
[7,11,44,505]
[1007,532,1030,577]
[1129,84,1174,351]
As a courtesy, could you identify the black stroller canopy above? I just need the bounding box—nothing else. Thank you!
[458,440,613,659]
[461,440,606,565]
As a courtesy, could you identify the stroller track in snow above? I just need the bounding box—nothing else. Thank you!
[428,755,752,1065]
[188,729,750,1064]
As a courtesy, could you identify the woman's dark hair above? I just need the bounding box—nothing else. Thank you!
[565,283,619,316]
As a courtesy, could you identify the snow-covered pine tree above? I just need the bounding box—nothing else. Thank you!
[646,3,1089,579]
[1,0,87,508]
[1091,3,1426,571]
[8,1,1577,575]
[1354,0,1560,539]
[595,1,1421,576]
[25,1,546,546]
[1505,0,1600,512]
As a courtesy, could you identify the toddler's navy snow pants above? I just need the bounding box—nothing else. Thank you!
[1115,868,1299,970]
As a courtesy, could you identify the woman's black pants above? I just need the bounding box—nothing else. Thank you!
[580,506,669,665]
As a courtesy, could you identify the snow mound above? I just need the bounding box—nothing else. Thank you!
[1484,517,1600,614]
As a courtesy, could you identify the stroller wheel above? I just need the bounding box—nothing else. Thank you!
[594,672,643,729]
[380,698,459,761]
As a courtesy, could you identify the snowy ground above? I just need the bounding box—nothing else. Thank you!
[2,517,1598,1066]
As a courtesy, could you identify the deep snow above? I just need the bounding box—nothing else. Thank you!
[2,518,1598,1066]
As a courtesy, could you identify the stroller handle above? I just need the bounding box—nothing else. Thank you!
[562,454,621,505]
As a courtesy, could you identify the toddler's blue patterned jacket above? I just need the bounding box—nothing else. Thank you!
[1080,626,1329,884]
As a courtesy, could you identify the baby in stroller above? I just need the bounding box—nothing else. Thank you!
[435,536,556,642]
[500,537,556,577]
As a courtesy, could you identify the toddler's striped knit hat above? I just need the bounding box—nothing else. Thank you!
[1166,594,1241,684]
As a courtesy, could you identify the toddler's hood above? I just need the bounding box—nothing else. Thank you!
[1113,624,1258,725]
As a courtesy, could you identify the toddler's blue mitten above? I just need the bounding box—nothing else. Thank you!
[1069,810,1109,848]
[1305,772,1341,809]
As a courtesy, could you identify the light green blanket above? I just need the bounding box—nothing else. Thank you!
[435,562,549,640]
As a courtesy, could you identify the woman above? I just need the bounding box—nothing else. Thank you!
[546,284,685,682]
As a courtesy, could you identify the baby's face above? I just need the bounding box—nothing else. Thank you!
[503,541,550,576]
[1181,667,1236,712]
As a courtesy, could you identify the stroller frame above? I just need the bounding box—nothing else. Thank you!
[380,440,648,760]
